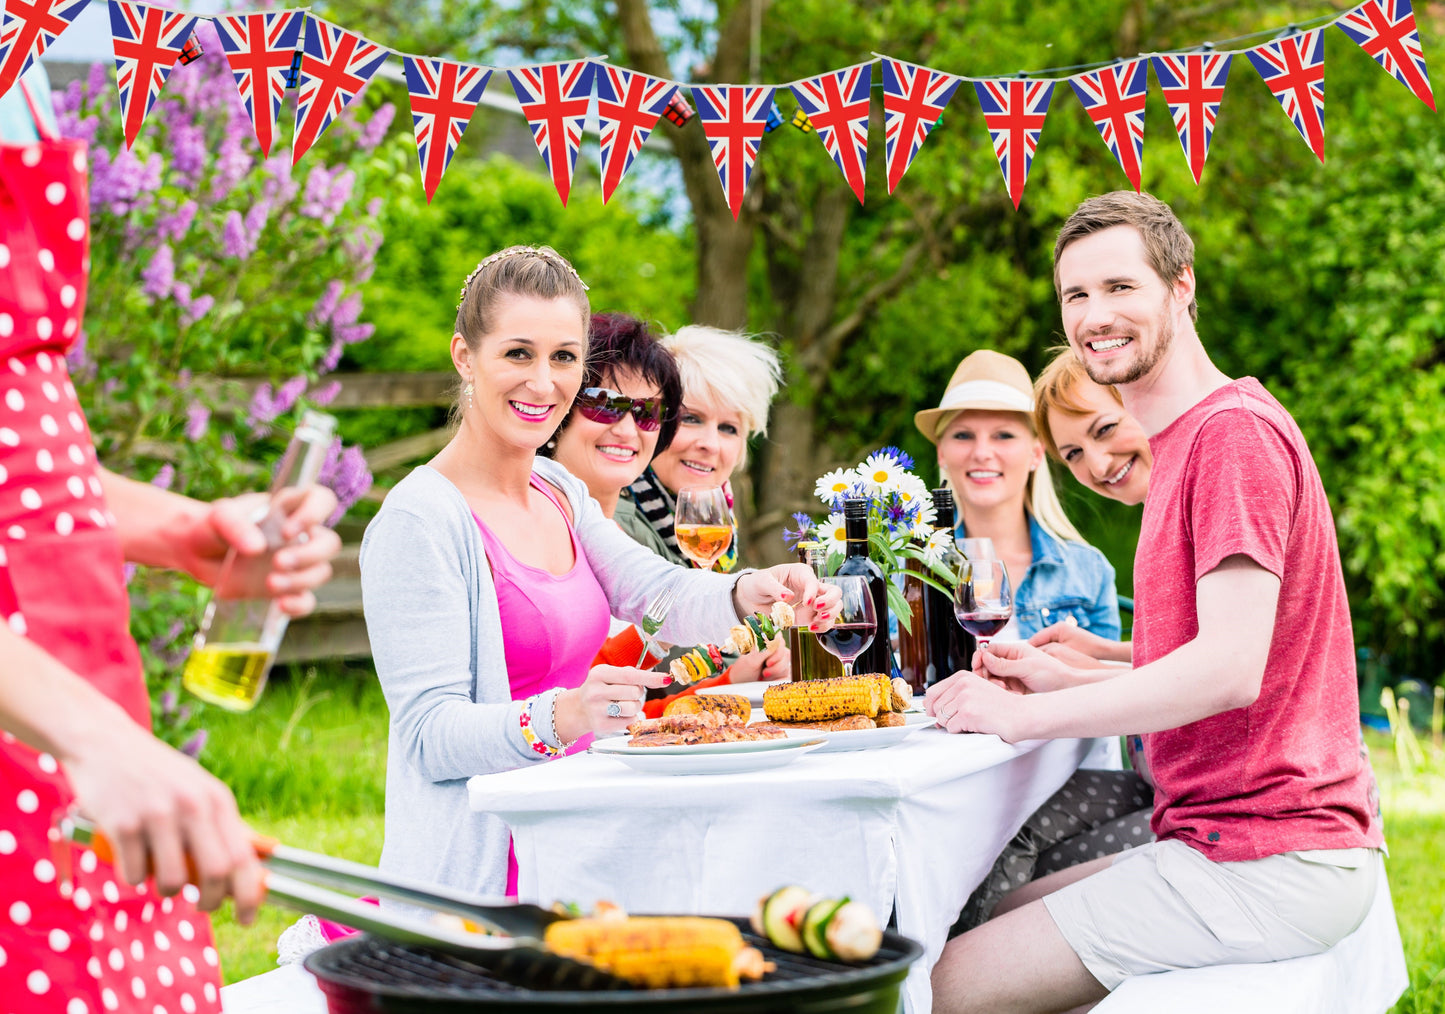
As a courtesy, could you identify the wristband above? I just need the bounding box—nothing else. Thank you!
[519,694,565,758]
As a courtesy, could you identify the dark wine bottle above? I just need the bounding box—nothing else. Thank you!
[922,489,974,685]
[836,498,893,677]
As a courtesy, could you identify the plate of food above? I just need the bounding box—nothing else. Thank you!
[750,674,933,752]
[590,696,824,774]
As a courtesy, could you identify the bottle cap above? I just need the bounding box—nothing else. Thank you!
[843,498,869,522]
[931,487,954,513]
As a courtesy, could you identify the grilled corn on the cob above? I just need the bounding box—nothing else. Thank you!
[663,693,751,722]
[761,674,892,721]
[544,915,767,989]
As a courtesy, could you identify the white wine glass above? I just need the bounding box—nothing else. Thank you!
[817,576,878,678]
[674,487,734,570]
[953,558,1013,653]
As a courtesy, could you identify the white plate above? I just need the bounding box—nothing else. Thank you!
[591,733,813,757]
[779,711,937,753]
[590,737,825,775]
[695,680,786,705]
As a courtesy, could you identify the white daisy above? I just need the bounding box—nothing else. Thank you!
[895,472,931,513]
[814,468,860,506]
[859,452,902,492]
[818,511,849,557]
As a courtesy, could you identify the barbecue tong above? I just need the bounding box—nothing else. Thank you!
[59,814,629,990]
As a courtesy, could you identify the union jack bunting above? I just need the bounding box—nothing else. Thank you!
[403,56,491,202]
[292,16,390,166]
[973,77,1055,209]
[880,57,963,194]
[1069,59,1149,190]
[212,9,305,157]
[109,0,199,150]
[790,62,873,203]
[1336,0,1434,111]
[1150,52,1233,184]
[1246,30,1326,162]
[692,84,775,220]
[594,64,677,204]
[507,60,596,206]
[0,0,91,100]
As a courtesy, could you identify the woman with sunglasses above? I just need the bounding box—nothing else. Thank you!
[356,247,837,907]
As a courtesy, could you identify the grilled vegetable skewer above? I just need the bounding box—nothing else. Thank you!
[669,602,796,685]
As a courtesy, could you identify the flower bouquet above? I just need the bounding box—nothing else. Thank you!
[784,447,958,631]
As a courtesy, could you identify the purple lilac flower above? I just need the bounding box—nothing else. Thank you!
[308,280,344,329]
[319,439,373,525]
[247,383,276,432]
[102,378,120,397]
[151,464,176,490]
[221,433,237,452]
[180,730,209,759]
[168,122,207,185]
[141,244,175,299]
[319,339,344,374]
[273,375,308,416]
[65,331,89,374]
[209,128,254,204]
[149,619,186,655]
[156,199,198,243]
[330,291,373,345]
[221,210,252,259]
[185,402,211,440]
[262,155,300,205]
[159,689,178,715]
[310,380,342,406]
[243,199,272,242]
[358,103,395,151]
[91,147,162,215]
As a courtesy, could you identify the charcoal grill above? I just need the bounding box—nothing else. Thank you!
[304,917,923,1013]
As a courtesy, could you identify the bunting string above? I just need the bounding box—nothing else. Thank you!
[0,0,1433,207]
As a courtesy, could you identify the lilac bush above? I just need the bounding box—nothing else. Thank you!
[54,22,402,744]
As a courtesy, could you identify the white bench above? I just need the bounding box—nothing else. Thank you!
[1098,855,1407,1014]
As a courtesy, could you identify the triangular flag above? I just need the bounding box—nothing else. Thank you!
[691,84,775,220]
[292,16,390,166]
[0,0,91,100]
[594,63,676,204]
[1070,59,1149,191]
[507,61,596,207]
[403,56,491,202]
[1336,0,1434,111]
[973,78,1055,209]
[880,57,962,195]
[790,62,873,203]
[212,10,306,157]
[108,0,198,150]
[1246,30,1326,162]
[1150,52,1232,184]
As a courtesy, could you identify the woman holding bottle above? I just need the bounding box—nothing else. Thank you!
[913,350,1119,643]
[358,247,835,902]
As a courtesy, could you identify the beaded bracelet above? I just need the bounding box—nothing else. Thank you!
[518,696,564,759]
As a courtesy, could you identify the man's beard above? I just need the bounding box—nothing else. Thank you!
[1079,297,1175,387]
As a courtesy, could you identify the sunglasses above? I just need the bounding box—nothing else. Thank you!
[575,387,664,432]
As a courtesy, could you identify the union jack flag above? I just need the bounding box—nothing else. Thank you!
[403,56,491,203]
[1070,59,1149,191]
[880,57,962,195]
[790,62,873,203]
[973,77,1055,209]
[594,64,676,204]
[1337,0,1434,111]
[213,10,305,157]
[1150,52,1232,184]
[109,0,198,150]
[507,60,596,207]
[0,0,90,101]
[1246,30,1326,162]
[292,16,390,166]
[692,84,775,220]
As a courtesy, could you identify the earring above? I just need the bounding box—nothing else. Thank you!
[463,381,474,410]
[545,438,557,451]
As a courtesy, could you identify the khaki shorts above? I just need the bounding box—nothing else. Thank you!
[1042,839,1380,990]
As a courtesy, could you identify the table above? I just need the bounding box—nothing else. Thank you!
[468,727,1096,1014]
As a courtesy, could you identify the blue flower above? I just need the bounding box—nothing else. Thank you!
[876,445,915,470]
[782,511,816,551]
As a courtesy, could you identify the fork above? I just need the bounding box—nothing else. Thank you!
[636,584,681,666]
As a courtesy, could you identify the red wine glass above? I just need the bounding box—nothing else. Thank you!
[953,558,1013,653]
[818,576,877,678]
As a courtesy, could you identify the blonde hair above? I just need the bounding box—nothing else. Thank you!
[454,245,590,351]
[1033,347,1124,462]
[938,410,1088,545]
[659,325,782,466]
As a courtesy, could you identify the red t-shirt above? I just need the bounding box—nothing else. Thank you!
[1133,379,1383,862]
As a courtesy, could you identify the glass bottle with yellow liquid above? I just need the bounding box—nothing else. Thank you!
[182,410,335,711]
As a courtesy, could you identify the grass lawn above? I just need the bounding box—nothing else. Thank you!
[204,669,1445,1010]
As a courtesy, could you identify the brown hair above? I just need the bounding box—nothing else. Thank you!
[1052,191,1198,322]
[454,245,591,351]
[1033,348,1124,462]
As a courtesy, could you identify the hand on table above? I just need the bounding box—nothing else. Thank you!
[923,670,1027,741]
[728,641,790,684]
[971,640,1081,695]
[60,718,265,923]
[556,664,673,741]
[178,487,342,615]
[734,564,839,631]
[1029,621,1131,664]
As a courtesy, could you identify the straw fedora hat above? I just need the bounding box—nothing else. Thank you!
[914,350,1035,443]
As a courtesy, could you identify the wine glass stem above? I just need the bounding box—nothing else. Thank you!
[842,659,854,678]
[977,637,991,654]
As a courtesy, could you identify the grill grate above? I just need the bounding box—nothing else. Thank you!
[305,918,923,1012]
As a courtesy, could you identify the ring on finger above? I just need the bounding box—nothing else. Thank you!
[606,702,623,718]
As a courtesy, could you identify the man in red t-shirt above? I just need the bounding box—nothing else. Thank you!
[926,192,1383,1014]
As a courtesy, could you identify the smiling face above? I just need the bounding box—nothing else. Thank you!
[649,390,744,492]
[1046,380,1153,505]
[552,367,663,504]
[1057,225,1192,389]
[937,409,1044,516]
[455,294,587,452]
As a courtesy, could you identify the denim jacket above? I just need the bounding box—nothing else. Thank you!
[955,516,1120,641]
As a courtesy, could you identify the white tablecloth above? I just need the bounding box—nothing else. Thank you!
[468,727,1095,1014]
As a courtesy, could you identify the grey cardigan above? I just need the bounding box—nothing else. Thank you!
[359,458,740,898]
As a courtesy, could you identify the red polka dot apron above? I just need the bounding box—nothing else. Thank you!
[0,80,223,1014]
